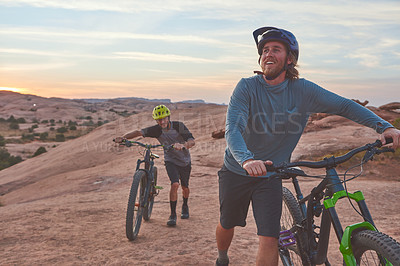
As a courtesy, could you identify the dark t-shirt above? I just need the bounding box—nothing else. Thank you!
[141,121,194,167]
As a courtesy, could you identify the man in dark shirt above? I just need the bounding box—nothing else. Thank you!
[115,105,195,226]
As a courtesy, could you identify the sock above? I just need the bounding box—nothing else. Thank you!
[217,249,229,263]
[170,200,177,216]
[183,197,188,206]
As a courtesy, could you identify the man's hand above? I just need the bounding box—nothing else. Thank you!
[242,159,273,177]
[381,127,400,149]
[173,143,186,150]
[114,137,125,143]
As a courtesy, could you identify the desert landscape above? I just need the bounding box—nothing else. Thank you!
[0,92,399,265]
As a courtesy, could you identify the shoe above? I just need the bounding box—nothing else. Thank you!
[181,204,189,219]
[215,258,229,266]
[167,214,177,226]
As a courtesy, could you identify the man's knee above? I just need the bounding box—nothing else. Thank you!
[171,182,180,190]
[259,235,278,248]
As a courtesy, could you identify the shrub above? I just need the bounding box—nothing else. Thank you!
[0,148,23,170]
[40,132,48,140]
[33,146,47,157]
[16,117,26,123]
[57,127,68,133]
[21,134,35,141]
[68,120,77,126]
[0,135,5,146]
[69,125,77,130]
[55,134,65,142]
[9,122,19,130]
[7,115,17,123]
[393,118,400,129]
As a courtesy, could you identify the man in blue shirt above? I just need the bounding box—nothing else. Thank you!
[215,27,400,266]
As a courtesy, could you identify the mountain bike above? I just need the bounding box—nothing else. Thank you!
[115,139,167,241]
[270,138,400,265]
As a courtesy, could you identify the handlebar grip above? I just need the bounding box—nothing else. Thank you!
[385,137,393,145]
[265,164,276,172]
[244,163,276,176]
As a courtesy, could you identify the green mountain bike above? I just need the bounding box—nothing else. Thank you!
[272,138,400,265]
[116,140,167,241]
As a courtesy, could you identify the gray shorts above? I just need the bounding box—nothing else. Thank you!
[165,161,191,187]
[218,165,282,238]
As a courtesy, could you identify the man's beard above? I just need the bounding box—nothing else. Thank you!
[261,56,287,80]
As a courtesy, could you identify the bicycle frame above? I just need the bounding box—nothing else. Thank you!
[135,148,157,210]
[289,167,378,265]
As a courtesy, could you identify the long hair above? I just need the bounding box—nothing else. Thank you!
[285,51,299,80]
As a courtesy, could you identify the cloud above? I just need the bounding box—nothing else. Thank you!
[0,26,247,49]
[0,63,73,71]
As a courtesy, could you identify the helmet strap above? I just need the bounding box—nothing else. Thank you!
[167,116,171,129]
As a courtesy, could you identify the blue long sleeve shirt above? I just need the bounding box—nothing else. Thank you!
[224,75,393,176]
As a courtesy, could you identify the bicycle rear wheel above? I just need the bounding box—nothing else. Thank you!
[280,186,310,266]
[352,230,400,265]
[126,170,147,241]
[143,166,157,221]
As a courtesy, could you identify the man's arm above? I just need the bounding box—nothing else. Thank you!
[173,138,195,150]
[114,130,143,143]
[185,138,195,149]
[123,130,143,139]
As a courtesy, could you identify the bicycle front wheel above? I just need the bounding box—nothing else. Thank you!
[280,186,309,266]
[126,170,147,241]
[143,166,157,221]
[352,230,400,265]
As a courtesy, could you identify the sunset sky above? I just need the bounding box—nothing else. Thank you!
[1,0,399,106]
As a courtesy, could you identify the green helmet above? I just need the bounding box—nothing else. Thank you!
[152,104,171,120]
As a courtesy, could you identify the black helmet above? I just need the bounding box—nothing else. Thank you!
[253,27,299,61]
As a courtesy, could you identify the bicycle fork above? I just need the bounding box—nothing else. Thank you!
[324,189,378,266]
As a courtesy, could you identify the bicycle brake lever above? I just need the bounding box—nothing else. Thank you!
[282,167,307,177]
[164,145,174,151]
[362,149,375,163]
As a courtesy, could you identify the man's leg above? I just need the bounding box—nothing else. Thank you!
[256,236,278,266]
[181,186,190,219]
[169,182,179,201]
[167,182,179,226]
[216,222,234,265]
[179,163,191,219]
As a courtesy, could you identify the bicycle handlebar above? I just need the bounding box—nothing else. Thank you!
[267,138,394,173]
[113,139,185,151]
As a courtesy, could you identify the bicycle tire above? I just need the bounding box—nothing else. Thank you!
[280,186,310,266]
[143,166,157,221]
[352,230,400,265]
[126,170,147,241]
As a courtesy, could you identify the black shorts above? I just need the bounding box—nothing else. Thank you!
[218,165,282,238]
[165,161,191,187]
